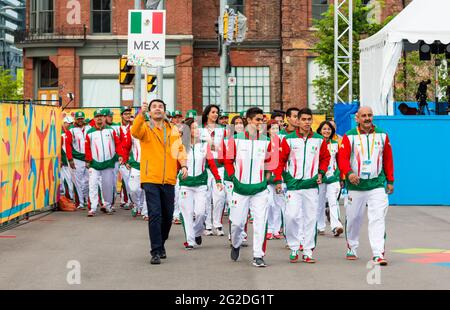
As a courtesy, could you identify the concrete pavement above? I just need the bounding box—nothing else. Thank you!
[0,205,449,290]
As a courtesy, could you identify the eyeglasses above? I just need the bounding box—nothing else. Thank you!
[254,118,264,122]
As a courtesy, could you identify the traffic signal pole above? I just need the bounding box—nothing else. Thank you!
[134,0,142,107]
[220,0,229,113]
[157,0,164,100]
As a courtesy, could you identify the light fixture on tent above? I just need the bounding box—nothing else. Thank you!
[419,41,431,61]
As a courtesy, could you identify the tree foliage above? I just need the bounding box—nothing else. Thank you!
[0,67,23,100]
[311,0,390,115]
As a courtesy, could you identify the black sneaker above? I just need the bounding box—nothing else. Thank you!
[195,236,202,246]
[160,250,167,259]
[150,255,161,265]
[185,245,194,250]
[231,246,240,261]
[253,257,267,267]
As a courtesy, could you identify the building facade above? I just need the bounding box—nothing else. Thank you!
[17,0,409,113]
[0,0,25,78]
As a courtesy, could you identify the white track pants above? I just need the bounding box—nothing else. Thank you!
[179,185,208,246]
[173,179,180,219]
[230,190,269,258]
[345,188,389,258]
[60,165,74,200]
[119,165,132,205]
[285,188,319,257]
[128,168,147,216]
[267,184,285,234]
[205,167,226,229]
[88,168,114,213]
[72,159,88,206]
[318,182,343,231]
[224,180,234,212]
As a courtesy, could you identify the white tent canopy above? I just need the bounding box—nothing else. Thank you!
[359,0,450,115]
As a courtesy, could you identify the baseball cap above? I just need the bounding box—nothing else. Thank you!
[94,109,106,117]
[173,110,182,117]
[220,112,229,118]
[120,106,132,115]
[185,109,197,119]
[74,111,85,119]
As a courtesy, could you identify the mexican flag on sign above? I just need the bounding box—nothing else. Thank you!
[127,10,166,67]
[130,11,164,35]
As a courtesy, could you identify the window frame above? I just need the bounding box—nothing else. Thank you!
[38,58,59,89]
[30,0,54,33]
[202,66,271,113]
[228,0,245,14]
[91,0,112,34]
[311,0,329,22]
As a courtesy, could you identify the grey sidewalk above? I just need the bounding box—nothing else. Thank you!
[0,205,449,290]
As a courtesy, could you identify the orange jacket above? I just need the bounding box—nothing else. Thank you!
[130,113,186,185]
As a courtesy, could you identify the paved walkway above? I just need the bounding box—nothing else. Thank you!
[1,205,449,289]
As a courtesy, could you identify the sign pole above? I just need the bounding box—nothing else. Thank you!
[134,0,142,108]
[157,0,164,100]
[220,0,229,113]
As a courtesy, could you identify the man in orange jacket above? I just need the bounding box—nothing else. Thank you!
[131,99,188,265]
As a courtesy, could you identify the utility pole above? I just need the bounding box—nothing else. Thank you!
[157,0,164,100]
[219,0,229,113]
[133,0,141,107]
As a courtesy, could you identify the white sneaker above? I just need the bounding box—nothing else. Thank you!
[204,229,214,236]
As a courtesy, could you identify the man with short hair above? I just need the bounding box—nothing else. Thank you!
[279,107,300,140]
[61,116,75,200]
[172,110,183,125]
[274,108,330,264]
[118,106,134,213]
[337,106,394,266]
[69,111,89,209]
[85,109,124,216]
[131,99,188,265]
[219,112,229,126]
[225,107,274,267]
[271,111,285,128]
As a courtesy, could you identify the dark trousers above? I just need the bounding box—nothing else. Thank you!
[142,183,175,257]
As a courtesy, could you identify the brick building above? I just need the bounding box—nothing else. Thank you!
[16,0,410,113]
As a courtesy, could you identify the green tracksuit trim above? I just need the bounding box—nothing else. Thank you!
[282,171,319,190]
[345,171,387,191]
[179,169,209,187]
[72,149,85,161]
[127,152,140,171]
[232,175,267,196]
[89,157,117,170]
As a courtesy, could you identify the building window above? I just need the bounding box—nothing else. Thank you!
[202,66,271,113]
[228,0,245,14]
[92,0,111,33]
[39,59,58,88]
[312,0,329,21]
[307,58,325,111]
[30,0,54,33]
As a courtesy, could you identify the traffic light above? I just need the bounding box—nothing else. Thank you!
[119,56,135,85]
[147,75,157,93]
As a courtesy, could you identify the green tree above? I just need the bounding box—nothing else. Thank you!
[0,66,23,100]
[312,0,390,115]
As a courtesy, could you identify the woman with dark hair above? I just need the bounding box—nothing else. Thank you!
[222,114,248,244]
[178,117,223,249]
[200,104,227,236]
[265,120,285,240]
[316,120,344,237]
[230,115,246,133]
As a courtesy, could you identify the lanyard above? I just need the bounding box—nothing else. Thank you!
[357,127,376,160]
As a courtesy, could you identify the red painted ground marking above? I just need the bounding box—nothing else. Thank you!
[0,235,17,238]
[408,253,450,264]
